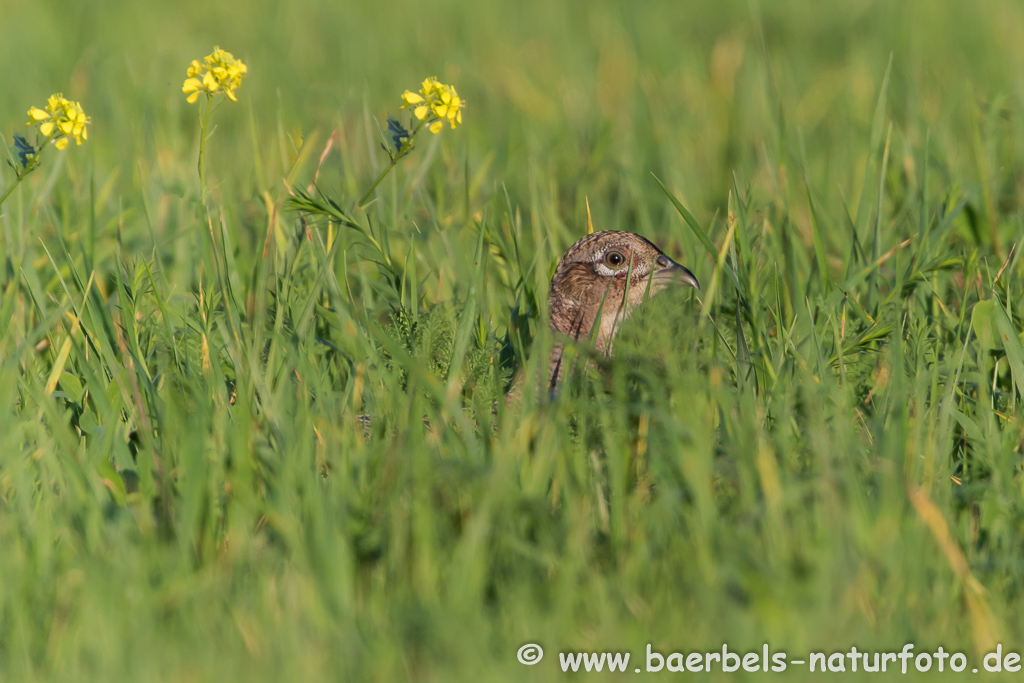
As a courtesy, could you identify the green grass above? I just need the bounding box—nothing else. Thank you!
[3,0,1024,680]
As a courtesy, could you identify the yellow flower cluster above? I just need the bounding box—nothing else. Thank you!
[401,77,464,133]
[182,46,248,103]
[26,94,90,150]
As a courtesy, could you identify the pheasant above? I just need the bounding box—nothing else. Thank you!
[543,229,700,394]
[359,229,699,431]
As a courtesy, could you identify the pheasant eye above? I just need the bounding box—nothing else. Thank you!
[604,250,625,267]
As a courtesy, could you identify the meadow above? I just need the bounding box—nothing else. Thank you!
[3,0,1024,680]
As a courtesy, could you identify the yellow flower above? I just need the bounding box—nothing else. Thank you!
[430,84,463,128]
[401,90,429,121]
[25,93,90,149]
[399,76,464,133]
[182,46,248,104]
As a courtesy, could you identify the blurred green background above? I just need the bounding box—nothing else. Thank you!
[6,0,1023,234]
[3,0,1024,680]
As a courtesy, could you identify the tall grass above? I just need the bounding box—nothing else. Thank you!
[3,0,1024,680]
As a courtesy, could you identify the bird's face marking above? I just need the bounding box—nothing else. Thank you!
[548,230,699,354]
[593,245,630,278]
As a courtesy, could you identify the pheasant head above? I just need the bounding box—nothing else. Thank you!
[547,229,699,390]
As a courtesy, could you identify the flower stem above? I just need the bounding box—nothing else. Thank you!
[357,159,399,208]
[357,119,427,208]
[0,178,21,210]
[0,133,54,211]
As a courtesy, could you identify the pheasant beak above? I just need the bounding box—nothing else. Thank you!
[653,254,700,290]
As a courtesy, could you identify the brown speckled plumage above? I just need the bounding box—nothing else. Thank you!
[546,230,699,392]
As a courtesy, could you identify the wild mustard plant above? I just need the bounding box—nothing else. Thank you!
[1,93,90,209]
[182,47,248,103]
[182,46,248,201]
[289,76,465,301]
[357,76,464,206]
[400,77,463,132]
[27,94,90,149]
